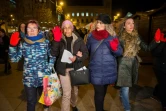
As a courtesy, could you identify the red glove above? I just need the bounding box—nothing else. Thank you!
[154,28,161,42]
[109,38,119,51]
[10,32,20,46]
[52,26,62,42]
[160,33,166,42]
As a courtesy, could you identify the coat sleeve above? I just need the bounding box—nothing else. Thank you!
[8,43,22,62]
[151,42,165,57]
[50,40,60,57]
[139,36,159,51]
[76,39,89,62]
[47,41,56,72]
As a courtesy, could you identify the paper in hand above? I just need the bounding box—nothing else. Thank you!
[61,49,73,63]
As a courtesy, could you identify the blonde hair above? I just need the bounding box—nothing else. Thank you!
[90,21,116,36]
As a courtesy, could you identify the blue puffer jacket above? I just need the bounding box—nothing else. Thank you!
[86,33,123,85]
[9,38,55,87]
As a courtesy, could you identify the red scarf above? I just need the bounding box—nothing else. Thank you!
[92,30,109,40]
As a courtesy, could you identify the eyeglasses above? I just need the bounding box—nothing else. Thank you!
[27,27,38,31]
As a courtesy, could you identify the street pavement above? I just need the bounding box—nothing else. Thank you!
[0,61,162,111]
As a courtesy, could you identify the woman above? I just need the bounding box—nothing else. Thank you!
[51,20,88,111]
[9,20,55,111]
[86,14,123,111]
[0,28,11,73]
[17,23,26,71]
[116,12,159,111]
[152,28,166,111]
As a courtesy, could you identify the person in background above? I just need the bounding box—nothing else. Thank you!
[17,23,26,71]
[86,14,123,111]
[0,28,11,74]
[9,20,55,111]
[51,20,88,111]
[116,12,159,111]
[151,27,166,111]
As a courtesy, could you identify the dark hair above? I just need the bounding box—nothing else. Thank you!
[18,23,25,32]
[25,20,40,34]
[0,28,6,34]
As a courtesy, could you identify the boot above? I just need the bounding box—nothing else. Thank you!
[72,106,78,111]
[44,108,50,111]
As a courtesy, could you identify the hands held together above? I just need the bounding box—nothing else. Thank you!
[154,28,166,42]
[69,51,82,63]
[109,38,119,51]
[52,26,62,42]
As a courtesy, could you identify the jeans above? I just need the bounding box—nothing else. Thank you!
[120,87,130,111]
[24,85,49,111]
[93,84,108,111]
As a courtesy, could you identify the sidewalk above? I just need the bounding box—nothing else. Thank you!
[0,63,162,111]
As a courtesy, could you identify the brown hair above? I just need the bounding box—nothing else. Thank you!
[25,20,40,34]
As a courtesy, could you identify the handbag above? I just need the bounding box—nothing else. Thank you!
[39,68,62,106]
[69,39,104,86]
[69,66,89,86]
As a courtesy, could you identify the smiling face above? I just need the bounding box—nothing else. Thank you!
[27,23,39,36]
[96,20,106,31]
[124,18,134,33]
[63,24,73,37]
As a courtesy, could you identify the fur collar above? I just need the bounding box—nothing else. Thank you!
[120,30,141,57]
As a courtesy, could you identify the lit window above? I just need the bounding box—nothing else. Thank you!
[72,13,75,17]
[81,13,84,16]
[77,13,79,17]
[91,13,93,16]
[86,12,89,16]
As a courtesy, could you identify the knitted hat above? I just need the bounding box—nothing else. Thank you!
[96,14,111,24]
[61,20,74,30]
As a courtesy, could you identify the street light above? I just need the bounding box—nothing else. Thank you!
[60,1,64,6]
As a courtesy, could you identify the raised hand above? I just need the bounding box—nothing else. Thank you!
[10,32,20,46]
[109,38,119,51]
[52,26,62,42]
[154,28,161,42]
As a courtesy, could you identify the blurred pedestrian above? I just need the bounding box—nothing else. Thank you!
[9,20,55,111]
[116,12,159,111]
[0,28,11,74]
[50,20,88,111]
[17,23,26,71]
[151,27,166,111]
[86,14,123,111]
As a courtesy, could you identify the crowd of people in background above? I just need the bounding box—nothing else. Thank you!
[0,12,166,111]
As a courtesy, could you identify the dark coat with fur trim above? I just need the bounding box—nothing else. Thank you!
[86,33,123,85]
[116,31,158,87]
[51,32,88,76]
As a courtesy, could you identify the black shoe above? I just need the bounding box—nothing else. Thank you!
[72,107,78,111]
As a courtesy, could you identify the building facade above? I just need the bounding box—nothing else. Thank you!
[63,0,112,28]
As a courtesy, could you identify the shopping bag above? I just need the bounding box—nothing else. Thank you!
[69,66,90,86]
[39,69,62,106]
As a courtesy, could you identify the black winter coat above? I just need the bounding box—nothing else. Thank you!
[51,32,88,76]
[152,42,166,72]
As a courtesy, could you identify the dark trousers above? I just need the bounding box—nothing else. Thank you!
[24,85,49,111]
[93,84,108,111]
[153,68,166,108]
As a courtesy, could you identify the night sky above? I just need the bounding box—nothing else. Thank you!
[66,0,165,16]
